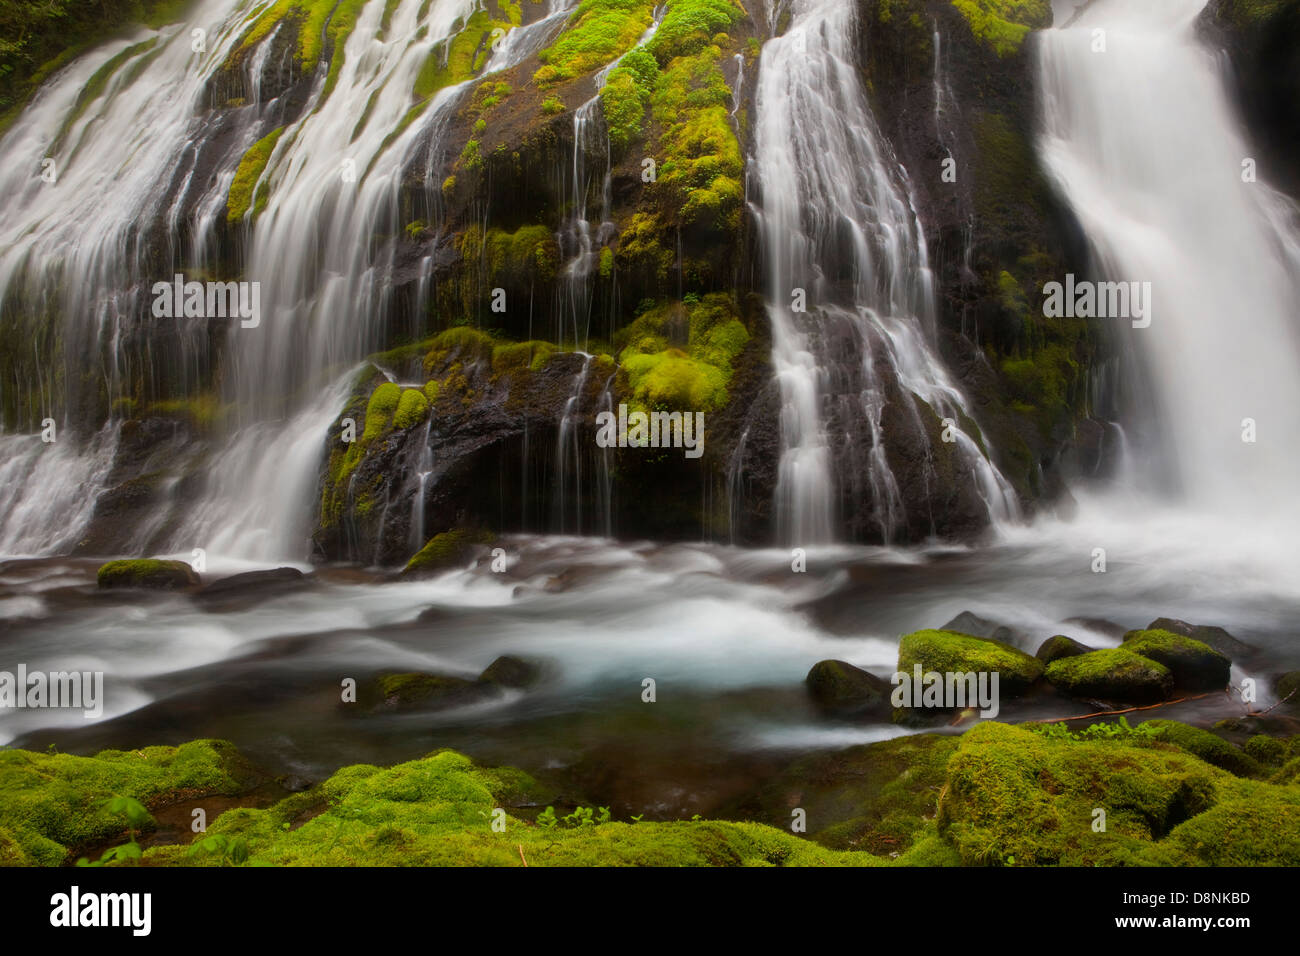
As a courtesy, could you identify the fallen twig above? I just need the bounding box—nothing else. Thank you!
[1039,691,1219,723]
[517,843,528,867]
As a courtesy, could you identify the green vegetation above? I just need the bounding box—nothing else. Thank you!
[600,46,658,149]
[392,388,429,430]
[1044,648,1174,702]
[614,294,748,413]
[0,740,256,865]
[414,7,509,100]
[949,0,1051,58]
[96,559,199,589]
[534,0,655,87]
[645,0,741,64]
[895,629,1044,695]
[227,127,284,223]
[404,529,496,575]
[1120,628,1231,690]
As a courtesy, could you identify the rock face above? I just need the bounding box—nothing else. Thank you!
[805,660,893,717]
[1045,648,1174,703]
[96,559,199,590]
[1121,629,1231,692]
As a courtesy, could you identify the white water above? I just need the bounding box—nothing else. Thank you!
[753,0,1017,546]
[1037,0,1300,519]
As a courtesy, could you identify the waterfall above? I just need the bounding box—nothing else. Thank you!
[1037,0,1300,518]
[752,0,1017,546]
[0,0,576,561]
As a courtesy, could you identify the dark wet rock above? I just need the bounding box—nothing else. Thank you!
[1045,648,1174,703]
[478,655,543,689]
[416,605,453,623]
[1146,617,1254,661]
[96,559,199,590]
[1122,628,1232,691]
[940,611,1029,648]
[401,529,495,578]
[1275,671,1300,706]
[370,672,483,712]
[805,660,892,717]
[1035,634,1092,664]
[194,567,307,609]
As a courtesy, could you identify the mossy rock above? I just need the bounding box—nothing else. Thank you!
[1138,720,1262,778]
[805,660,892,717]
[1121,628,1231,691]
[0,740,259,865]
[1146,617,1253,660]
[1035,634,1091,664]
[1275,671,1300,704]
[372,673,482,711]
[896,629,1043,697]
[96,559,199,590]
[1243,734,1288,766]
[478,656,543,689]
[935,721,1291,866]
[402,529,496,577]
[1044,648,1173,703]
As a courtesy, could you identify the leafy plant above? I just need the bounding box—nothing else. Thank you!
[188,833,250,866]
[75,795,150,867]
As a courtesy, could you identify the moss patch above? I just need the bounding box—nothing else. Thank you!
[227,127,284,223]
[96,559,199,589]
[896,629,1044,696]
[949,0,1051,58]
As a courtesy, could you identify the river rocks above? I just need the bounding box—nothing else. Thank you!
[194,567,308,610]
[897,629,1044,696]
[1121,628,1231,691]
[401,529,496,578]
[1276,671,1300,704]
[1145,617,1254,660]
[1035,634,1092,664]
[96,559,199,590]
[805,660,892,717]
[940,611,1028,647]
[1044,648,1173,703]
[372,673,482,711]
[478,655,542,690]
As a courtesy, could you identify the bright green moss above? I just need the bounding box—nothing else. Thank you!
[1120,629,1231,690]
[423,379,442,403]
[363,381,402,440]
[414,9,508,99]
[227,127,284,223]
[1138,720,1263,778]
[896,629,1044,694]
[935,721,1286,866]
[461,224,560,287]
[950,0,1051,57]
[392,388,429,430]
[492,340,556,371]
[96,559,198,589]
[319,0,371,100]
[1045,648,1173,701]
[404,529,494,575]
[423,326,497,371]
[621,350,728,410]
[600,45,659,149]
[645,0,741,64]
[599,246,614,278]
[0,740,257,864]
[541,95,565,115]
[534,0,655,87]
[1244,734,1288,766]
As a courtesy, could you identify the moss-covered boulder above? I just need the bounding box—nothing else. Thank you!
[805,660,892,717]
[402,529,496,578]
[1138,720,1262,778]
[1275,670,1300,704]
[1121,628,1231,691]
[1146,616,1253,660]
[1044,648,1174,703]
[897,629,1044,696]
[96,559,199,590]
[1035,634,1091,664]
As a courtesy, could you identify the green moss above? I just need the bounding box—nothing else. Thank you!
[645,0,742,64]
[363,381,402,440]
[1244,735,1288,766]
[423,326,497,371]
[0,740,257,864]
[376,673,473,706]
[896,629,1043,695]
[600,45,659,149]
[404,529,496,575]
[1138,720,1263,778]
[96,559,198,589]
[461,224,560,289]
[950,0,1050,57]
[1044,648,1174,702]
[392,388,430,430]
[227,127,284,223]
[599,246,614,278]
[1120,628,1231,690]
[491,340,556,372]
[414,9,508,99]
[534,0,655,87]
[541,95,565,115]
[935,721,1296,866]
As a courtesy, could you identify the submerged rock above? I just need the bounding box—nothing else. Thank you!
[1045,648,1173,703]
[194,567,307,609]
[1035,634,1092,664]
[804,660,892,717]
[1121,628,1231,691]
[96,559,199,590]
[478,655,543,689]
[372,672,483,711]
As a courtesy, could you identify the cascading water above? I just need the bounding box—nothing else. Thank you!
[0,0,576,562]
[1036,0,1300,520]
[752,0,1017,545]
